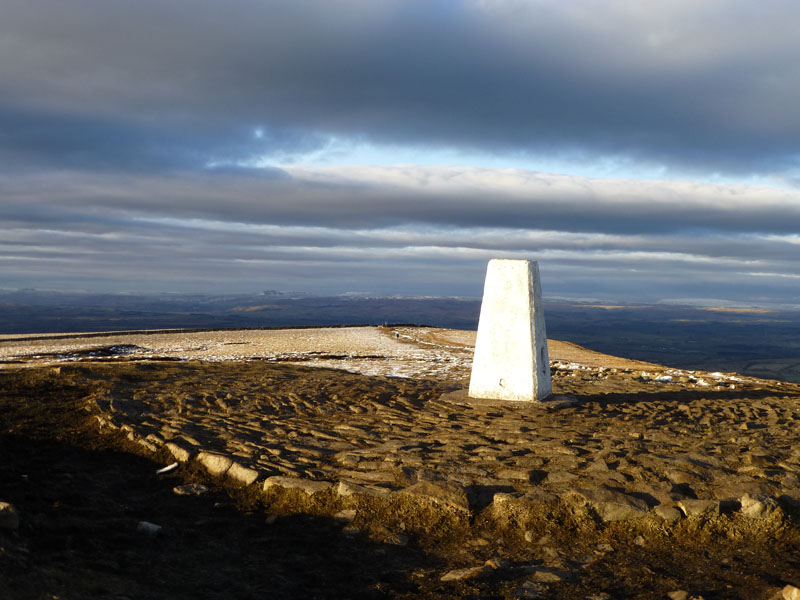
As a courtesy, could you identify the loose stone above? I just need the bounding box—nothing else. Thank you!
[528,566,573,583]
[173,483,209,496]
[440,565,490,582]
[516,580,548,599]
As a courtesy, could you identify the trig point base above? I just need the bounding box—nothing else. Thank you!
[468,259,552,402]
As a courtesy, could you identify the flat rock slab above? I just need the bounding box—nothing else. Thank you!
[263,476,332,496]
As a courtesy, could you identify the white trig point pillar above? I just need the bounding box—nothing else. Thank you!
[468,259,552,402]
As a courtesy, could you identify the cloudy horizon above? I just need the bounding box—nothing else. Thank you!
[3,0,800,306]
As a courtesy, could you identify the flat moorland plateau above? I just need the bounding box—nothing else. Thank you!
[2,326,800,599]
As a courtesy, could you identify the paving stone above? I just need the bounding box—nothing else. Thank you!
[337,469,396,484]
[496,468,532,481]
[335,480,391,498]
[263,476,332,496]
[546,471,578,485]
[165,441,194,463]
[196,451,232,477]
[400,480,470,511]
[227,462,260,485]
[566,487,649,522]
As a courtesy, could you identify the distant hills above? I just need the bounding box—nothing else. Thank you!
[3,289,800,382]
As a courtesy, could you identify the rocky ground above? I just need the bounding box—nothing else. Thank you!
[3,327,800,599]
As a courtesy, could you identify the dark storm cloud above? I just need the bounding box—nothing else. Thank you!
[2,0,800,173]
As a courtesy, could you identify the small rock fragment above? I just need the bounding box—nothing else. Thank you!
[0,502,20,531]
[156,462,179,475]
[529,566,573,583]
[524,529,536,543]
[485,558,511,569]
[677,499,719,517]
[516,580,547,599]
[173,483,209,496]
[334,509,356,522]
[342,525,360,535]
[383,532,409,546]
[667,592,689,600]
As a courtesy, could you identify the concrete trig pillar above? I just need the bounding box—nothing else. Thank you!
[468,259,552,402]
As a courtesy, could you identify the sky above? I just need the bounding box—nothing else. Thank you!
[3,0,800,305]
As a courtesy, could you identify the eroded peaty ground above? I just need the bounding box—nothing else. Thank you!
[3,327,800,599]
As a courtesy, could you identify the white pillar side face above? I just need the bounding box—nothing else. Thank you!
[468,259,552,402]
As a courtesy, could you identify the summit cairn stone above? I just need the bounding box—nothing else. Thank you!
[468,259,552,402]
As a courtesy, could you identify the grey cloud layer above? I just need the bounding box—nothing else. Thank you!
[3,167,800,301]
[5,166,799,235]
[2,0,800,173]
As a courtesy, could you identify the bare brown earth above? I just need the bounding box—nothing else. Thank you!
[2,327,800,599]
